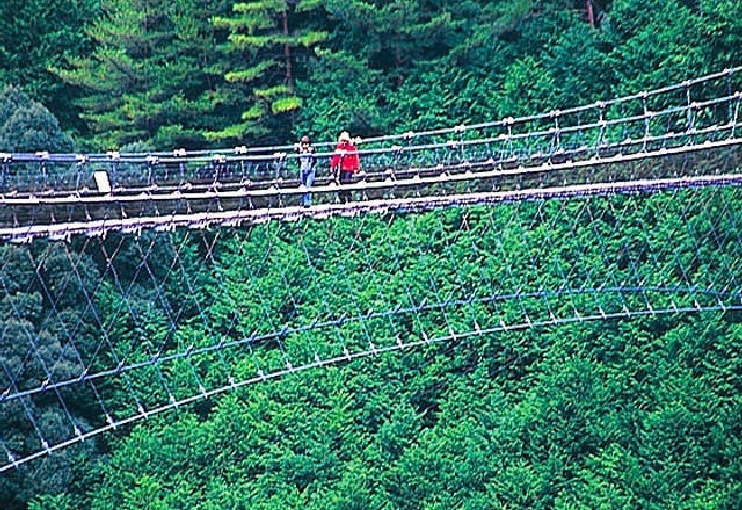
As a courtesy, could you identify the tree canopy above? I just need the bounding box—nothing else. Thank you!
[0,86,74,152]
[0,0,738,150]
[9,189,742,510]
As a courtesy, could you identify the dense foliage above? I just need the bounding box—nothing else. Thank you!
[2,1,742,509]
[2,0,742,150]
[0,87,74,153]
[1,187,741,509]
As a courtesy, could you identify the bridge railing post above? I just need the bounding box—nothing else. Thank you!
[173,148,187,185]
[76,154,91,192]
[549,110,561,161]
[35,151,49,193]
[0,154,9,194]
[391,144,402,178]
[235,146,248,184]
[145,155,158,187]
[105,151,120,191]
[732,92,741,140]
[638,94,650,153]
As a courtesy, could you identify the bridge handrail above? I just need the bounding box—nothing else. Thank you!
[3,137,741,243]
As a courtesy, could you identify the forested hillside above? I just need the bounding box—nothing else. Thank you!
[5,189,742,509]
[2,1,742,509]
[1,0,742,151]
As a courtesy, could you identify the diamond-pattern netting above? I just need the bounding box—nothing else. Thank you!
[2,184,742,471]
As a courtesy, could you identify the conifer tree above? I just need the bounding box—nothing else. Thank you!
[209,0,329,143]
[54,0,233,150]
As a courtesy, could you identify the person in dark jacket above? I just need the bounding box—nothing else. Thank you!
[330,131,360,204]
[297,135,316,207]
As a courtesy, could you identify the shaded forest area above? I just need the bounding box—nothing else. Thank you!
[2,0,742,509]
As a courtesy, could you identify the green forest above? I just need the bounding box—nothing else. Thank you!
[2,0,742,509]
[3,187,742,509]
[1,0,741,152]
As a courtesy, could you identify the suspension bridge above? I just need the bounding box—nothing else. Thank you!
[1,67,742,473]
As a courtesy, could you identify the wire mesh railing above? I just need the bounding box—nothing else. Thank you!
[1,67,741,198]
[3,68,742,472]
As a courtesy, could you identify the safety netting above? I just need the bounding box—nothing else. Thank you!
[2,179,742,472]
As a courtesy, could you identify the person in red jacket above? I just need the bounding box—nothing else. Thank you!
[330,131,360,203]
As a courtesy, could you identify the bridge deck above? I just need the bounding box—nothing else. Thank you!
[2,139,741,241]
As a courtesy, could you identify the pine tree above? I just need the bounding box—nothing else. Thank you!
[54,0,234,150]
[209,0,329,144]
[337,0,464,86]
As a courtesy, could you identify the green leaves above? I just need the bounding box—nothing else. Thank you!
[53,0,234,149]
[210,0,329,144]
[4,1,742,508]
[497,56,559,118]
[5,0,736,151]
[37,187,736,510]
[0,86,75,152]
